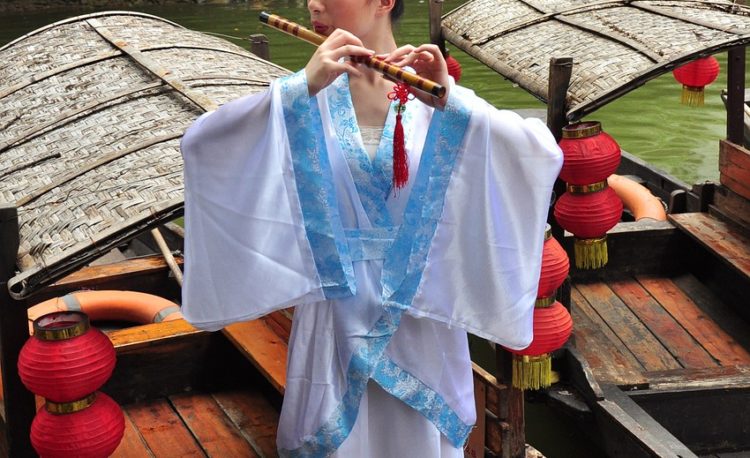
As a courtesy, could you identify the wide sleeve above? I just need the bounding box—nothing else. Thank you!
[409,88,563,349]
[180,81,326,331]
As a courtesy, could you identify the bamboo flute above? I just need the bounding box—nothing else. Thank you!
[259,12,446,99]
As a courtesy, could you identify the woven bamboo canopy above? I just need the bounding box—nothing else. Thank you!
[441,0,750,121]
[0,11,289,298]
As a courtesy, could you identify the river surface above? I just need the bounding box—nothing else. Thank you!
[2,2,721,457]
[0,0,738,185]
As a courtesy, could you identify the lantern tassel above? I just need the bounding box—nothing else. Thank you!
[681,86,705,107]
[574,236,608,269]
[512,354,553,390]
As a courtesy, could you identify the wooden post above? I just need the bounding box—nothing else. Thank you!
[547,57,573,142]
[547,57,573,241]
[249,34,270,61]
[428,0,447,56]
[0,205,35,457]
[727,46,745,145]
[495,349,524,458]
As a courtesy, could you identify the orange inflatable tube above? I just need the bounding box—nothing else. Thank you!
[607,174,667,222]
[28,290,183,326]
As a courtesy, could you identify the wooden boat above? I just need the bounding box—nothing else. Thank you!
[431,1,750,456]
[0,11,540,458]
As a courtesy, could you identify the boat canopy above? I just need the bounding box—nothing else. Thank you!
[441,0,750,121]
[0,12,289,297]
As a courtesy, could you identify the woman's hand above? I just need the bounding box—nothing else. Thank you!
[383,44,450,110]
[305,29,374,97]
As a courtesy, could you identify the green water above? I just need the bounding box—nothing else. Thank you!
[0,0,735,185]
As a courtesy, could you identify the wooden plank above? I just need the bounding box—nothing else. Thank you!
[719,140,750,200]
[170,392,260,458]
[214,389,280,458]
[104,322,216,405]
[41,254,182,299]
[712,186,750,231]
[111,410,152,458]
[638,276,750,366]
[599,384,696,458]
[643,365,750,391]
[629,383,750,454]
[570,287,648,387]
[673,274,750,352]
[223,320,287,395]
[609,279,716,369]
[108,319,201,351]
[670,212,750,277]
[576,282,680,372]
[125,399,204,457]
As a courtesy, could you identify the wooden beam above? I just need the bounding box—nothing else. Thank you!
[547,57,573,141]
[428,0,447,56]
[726,47,745,145]
[0,205,35,457]
[249,34,270,61]
[87,18,218,112]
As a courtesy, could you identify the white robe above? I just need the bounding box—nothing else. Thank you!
[180,70,562,457]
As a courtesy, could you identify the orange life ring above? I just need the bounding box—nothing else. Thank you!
[607,174,667,221]
[28,290,183,327]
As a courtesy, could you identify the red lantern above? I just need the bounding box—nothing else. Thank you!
[18,312,115,402]
[673,56,720,107]
[558,129,620,185]
[508,299,572,390]
[555,122,623,269]
[31,392,125,458]
[445,52,462,83]
[537,227,570,299]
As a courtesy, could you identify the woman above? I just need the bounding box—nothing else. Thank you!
[180,0,562,456]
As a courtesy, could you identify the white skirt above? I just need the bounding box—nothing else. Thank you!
[333,381,465,458]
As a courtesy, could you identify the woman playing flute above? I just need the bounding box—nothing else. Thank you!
[180,0,562,456]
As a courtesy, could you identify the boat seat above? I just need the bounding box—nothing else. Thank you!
[669,212,750,280]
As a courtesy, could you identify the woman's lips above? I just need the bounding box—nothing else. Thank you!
[312,22,329,35]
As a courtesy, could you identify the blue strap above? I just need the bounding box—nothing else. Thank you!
[344,227,398,262]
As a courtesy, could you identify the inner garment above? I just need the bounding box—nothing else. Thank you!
[360,125,384,161]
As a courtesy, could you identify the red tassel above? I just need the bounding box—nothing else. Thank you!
[388,82,411,190]
[393,111,408,189]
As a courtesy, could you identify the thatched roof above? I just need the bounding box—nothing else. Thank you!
[441,0,750,121]
[0,11,289,297]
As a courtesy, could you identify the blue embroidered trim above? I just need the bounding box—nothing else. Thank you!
[279,71,356,299]
[373,358,473,447]
[329,75,396,226]
[381,90,472,305]
[280,308,403,458]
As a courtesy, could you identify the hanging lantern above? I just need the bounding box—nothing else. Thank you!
[31,391,125,458]
[445,51,462,82]
[510,300,572,390]
[537,226,569,299]
[506,226,572,390]
[555,122,623,269]
[18,311,116,402]
[673,56,720,107]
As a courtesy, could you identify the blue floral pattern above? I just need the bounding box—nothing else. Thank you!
[373,358,474,447]
[279,71,356,298]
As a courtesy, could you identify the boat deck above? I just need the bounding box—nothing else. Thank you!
[111,386,280,458]
[571,211,750,389]
[571,271,750,389]
[566,212,750,456]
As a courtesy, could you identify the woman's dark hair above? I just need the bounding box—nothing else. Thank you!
[390,0,404,22]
